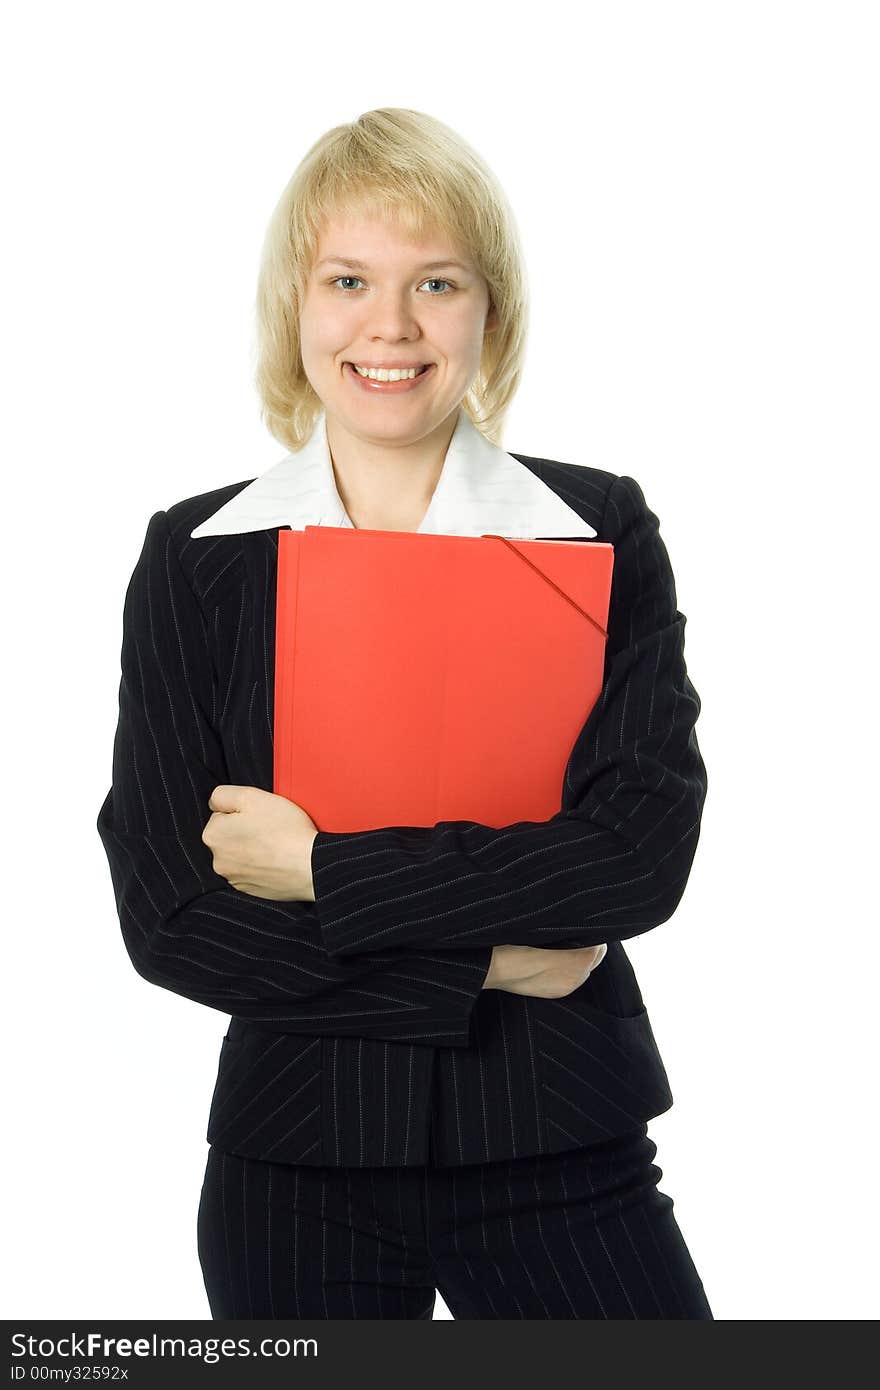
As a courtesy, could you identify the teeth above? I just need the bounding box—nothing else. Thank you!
[352,364,427,381]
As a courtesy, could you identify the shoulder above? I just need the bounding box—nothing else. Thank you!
[158,478,255,605]
[510,452,653,540]
[163,477,253,544]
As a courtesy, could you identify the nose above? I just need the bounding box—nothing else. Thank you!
[363,289,421,341]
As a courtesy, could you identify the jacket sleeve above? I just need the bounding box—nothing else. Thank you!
[311,473,708,957]
[96,509,492,1047]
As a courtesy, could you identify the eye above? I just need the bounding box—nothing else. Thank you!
[329,276,455,295]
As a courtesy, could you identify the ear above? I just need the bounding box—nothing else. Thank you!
[484,302,499,334]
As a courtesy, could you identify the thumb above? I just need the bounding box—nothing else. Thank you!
[208,784,240,814]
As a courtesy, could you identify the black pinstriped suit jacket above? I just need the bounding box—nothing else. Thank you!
[96,456,707,1168]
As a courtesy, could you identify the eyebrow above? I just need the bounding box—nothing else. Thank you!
[315,256,471,272]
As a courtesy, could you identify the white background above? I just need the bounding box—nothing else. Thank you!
[3,0,877,1322]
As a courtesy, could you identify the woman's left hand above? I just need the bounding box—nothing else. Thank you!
[202,785,318,902]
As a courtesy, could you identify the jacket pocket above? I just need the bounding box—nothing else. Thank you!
[533,995,674,1150]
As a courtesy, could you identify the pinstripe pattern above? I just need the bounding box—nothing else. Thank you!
[96,448,706,1167]
[196,1124,713,1318]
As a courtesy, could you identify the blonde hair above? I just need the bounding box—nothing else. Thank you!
[254,107,529,451]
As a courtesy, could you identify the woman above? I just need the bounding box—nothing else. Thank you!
[97,107,713,1319]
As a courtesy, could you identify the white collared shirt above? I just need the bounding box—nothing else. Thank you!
[190,406,596,540]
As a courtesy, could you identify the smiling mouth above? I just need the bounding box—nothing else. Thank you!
[345,362,432,375]
[342,361,438,395]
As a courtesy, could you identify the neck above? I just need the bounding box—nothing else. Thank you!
[324,408,459,530]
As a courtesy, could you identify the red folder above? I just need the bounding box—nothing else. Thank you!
[273,527,614,832]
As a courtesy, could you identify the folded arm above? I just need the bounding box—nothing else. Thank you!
[96,509,492,1047]
[311,473,708,957]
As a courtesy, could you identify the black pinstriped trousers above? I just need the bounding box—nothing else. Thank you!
[197,1123,713,1319]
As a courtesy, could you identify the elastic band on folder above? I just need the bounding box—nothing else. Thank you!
[480,534,609,641]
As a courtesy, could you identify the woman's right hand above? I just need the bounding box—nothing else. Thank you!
[482,943,608,998]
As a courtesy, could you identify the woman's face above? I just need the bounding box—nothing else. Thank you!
[299,208,497,446]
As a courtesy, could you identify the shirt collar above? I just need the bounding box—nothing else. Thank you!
[189,406,596,539]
